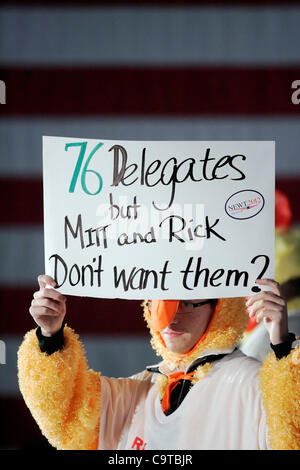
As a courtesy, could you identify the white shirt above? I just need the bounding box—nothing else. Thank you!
[98,349,269,450]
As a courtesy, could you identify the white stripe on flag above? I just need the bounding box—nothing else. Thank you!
[0,228,43,285]
[1,6,300,65]
[1,118,300,175]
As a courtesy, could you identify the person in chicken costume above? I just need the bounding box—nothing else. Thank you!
[17,268,300,450]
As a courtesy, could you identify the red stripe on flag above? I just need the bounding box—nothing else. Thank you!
[3,1,300,5]
[0,177,299,225]
[1,66,300,116]
[0,397,55,450]
[0,286,148,335]
[0,178,43,225]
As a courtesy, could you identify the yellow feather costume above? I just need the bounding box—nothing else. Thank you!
[18,297,300,450]
[18,326,100,450]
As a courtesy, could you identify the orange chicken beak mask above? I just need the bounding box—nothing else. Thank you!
[148,300,180,331]
[142,298,248,369]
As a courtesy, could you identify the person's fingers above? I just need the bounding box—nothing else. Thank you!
[37,274,56,290]
[246,290,285,308]
[29,304,61,318]
[255,278,282,296]
[255,307,283,324]
[34,288,66,304]
[248,300,284,318]
[31,297,66,315]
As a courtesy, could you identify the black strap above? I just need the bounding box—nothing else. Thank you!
[186,353,228,374]
[146,365,160,373]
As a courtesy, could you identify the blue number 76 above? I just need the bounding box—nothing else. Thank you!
[65,141,103,195]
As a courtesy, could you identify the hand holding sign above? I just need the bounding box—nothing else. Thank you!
[246,278,288,345]
[29,275,67,337]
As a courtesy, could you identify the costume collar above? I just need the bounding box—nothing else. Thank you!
[146,345,236,375]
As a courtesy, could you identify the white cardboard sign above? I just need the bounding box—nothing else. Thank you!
[43,137,275,299]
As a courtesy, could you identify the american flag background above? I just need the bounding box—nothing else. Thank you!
[0,0,300,450]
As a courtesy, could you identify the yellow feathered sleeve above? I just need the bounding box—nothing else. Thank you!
[259,343,300,450]
[17,326,100,450]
